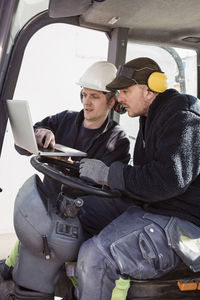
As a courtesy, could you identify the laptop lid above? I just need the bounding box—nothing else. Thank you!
[6,100,87,157]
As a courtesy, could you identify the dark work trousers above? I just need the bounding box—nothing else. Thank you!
[77,201,181,300]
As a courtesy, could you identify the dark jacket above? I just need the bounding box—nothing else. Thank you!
[108,89,200,226]
[17,109,130,202]
[34,109,130,165]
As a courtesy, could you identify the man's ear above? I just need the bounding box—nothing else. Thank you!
[80,90,83,102]
[146,89,158,104]
[108,97,116,109]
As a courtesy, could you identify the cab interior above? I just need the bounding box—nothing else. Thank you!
[1,0,200,299]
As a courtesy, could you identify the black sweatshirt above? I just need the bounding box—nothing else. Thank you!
[108,89,200,226]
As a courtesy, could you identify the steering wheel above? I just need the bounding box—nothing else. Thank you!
[30,155,121,198]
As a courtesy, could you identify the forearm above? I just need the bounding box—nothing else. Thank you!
[108,145,200,202]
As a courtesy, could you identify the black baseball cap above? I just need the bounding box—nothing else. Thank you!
[106,57,163,90]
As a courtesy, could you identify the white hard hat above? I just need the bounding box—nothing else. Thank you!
[76,61,117,92]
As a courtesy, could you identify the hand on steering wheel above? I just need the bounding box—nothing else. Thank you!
[30,156,121,198]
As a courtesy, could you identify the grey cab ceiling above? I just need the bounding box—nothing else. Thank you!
[49,0,200,52]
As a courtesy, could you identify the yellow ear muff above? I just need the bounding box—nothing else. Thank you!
[147,72,168,93]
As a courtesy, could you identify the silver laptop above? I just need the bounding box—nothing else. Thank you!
[6,99,87,157]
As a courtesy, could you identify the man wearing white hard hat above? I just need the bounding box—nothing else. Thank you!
[0,61,130,292]
[16,60,130,204]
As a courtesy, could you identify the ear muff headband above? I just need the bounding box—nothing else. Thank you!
[147,72,168,93]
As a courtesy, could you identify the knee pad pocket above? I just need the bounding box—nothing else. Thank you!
[110,215,176,279]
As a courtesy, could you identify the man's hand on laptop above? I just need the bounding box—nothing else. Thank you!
[35,128,55,149]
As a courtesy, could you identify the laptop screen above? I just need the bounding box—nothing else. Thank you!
[6,100,87,157]
[7,100,39,154]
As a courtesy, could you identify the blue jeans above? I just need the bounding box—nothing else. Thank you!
[77,206,180,300]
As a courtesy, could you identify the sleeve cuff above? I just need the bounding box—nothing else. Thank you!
[108,161,125,191]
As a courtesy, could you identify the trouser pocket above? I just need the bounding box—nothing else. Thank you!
[165,217,200,272]
[110,212,178,279]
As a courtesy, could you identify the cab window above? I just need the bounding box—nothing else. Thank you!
[0,23,108,234]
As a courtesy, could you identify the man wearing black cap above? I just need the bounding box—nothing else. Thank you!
[78,57,200,300]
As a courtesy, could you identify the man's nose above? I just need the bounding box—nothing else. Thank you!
[83,96,91,104]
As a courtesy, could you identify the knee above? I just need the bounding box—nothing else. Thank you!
[78,238,101,268]
[77,237,107,277]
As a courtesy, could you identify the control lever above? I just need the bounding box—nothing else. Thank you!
[65,197,84,218]
[42,235,51,260]
[57,192,84,218]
